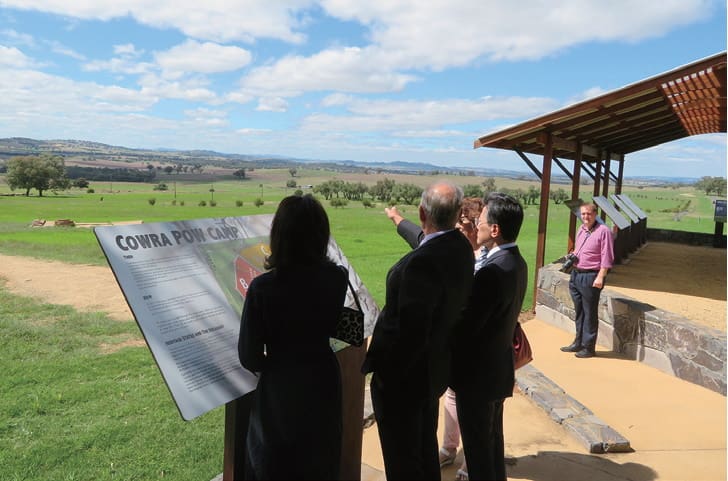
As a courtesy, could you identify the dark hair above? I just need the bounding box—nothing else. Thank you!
[420,180,463,231]
[483,192,524,242]
[265,194,330,270]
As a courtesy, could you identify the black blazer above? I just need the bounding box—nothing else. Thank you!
[450,246,527,401]
[363,229,474,400]
[396,218,424,249]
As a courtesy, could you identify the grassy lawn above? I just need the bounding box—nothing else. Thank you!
[0,287,224,480]
[0,170,723,480]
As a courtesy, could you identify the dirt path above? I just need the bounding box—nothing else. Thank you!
[0,241,725,332]
[0,254,133,321]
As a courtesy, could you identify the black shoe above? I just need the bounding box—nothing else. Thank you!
[575,348,595,358]
[560,342,582,352]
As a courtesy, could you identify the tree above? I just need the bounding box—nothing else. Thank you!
[73,178,89,189]
[6,154,70,196]
[286,179,297,188]
[391,183,423,205]
[289,168,297,178]
[549,188,569,204]
[463,184,483,198]
[694,176,727,195]
[481,177,497,196]
[369,178,396,202]
[233,168,247,180]
[527,185,540,205]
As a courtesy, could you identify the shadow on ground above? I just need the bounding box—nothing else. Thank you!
[508,451,657,481]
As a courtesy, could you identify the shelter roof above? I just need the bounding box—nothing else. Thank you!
[474,52,727,161]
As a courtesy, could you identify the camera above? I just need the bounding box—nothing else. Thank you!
[560,253,578,273]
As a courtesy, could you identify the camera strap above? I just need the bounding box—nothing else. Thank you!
[573,224,597,257]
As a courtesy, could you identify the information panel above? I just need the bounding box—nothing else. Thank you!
[594,196,630,230]
[610,194,640,223]
[615,194,647,220]
[94,215,378,420]
[714,199,726,223]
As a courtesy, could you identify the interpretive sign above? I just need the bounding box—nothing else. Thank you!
[609,194,640,223]
[714,199,726,223]
[94,215,378,421]
[594,196,630,230]
[615,194,647,220]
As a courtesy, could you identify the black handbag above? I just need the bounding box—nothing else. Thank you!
[335,278,364,347]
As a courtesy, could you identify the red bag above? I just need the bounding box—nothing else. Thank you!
[513,322,533,369]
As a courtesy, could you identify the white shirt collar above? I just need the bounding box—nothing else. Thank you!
[419,229,452,247]
[486,242,517,258]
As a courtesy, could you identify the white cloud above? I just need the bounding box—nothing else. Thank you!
[83,56,153,75]
[566,87,610,105]
[114,43,142,56]
[319,0,716,67]
[1,28,35,47]
[240,46,417,96]
[0,44,37,67]
[256,97,289,112]
[237,127,272,134]
[1,0,314,43]
[184,107,229,126]
[393,129,467,138]
[155,40,252,77]
[0,68,156,117]
[302,95,558,132]
[47,40,85,60]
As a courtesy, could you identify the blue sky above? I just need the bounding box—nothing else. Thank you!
[0,1,725,178]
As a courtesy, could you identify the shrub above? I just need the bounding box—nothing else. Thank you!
[330,198,348,208]
[198,200,207,207]
[180,200,185,206]
[362,199,374,208]
[148,198,156,206]
[254,198,264,207]
[294,189,303,196]
[153,182,168,191]
[87,188,95,194]
[171,200,176,206]
[235,200,243,207]
[210,200,217,207]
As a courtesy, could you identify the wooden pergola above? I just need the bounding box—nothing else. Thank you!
[473,51,727,303]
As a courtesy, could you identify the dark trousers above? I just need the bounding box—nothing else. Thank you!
[457,394,506,481]
[370,374,441,480]
[569,270,603,351]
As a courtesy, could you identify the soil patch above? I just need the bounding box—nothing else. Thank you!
[0,254,133,321]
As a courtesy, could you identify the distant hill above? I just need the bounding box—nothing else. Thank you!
[0,137,702,185]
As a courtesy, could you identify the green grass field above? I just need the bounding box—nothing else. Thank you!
[0,169,723,480]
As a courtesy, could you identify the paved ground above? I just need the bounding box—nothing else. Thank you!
[361,318,726,481]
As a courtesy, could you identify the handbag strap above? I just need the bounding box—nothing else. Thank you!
[339,264,363,312]
[346,277,363,312]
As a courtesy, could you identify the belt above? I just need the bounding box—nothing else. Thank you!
[574,268,599,273]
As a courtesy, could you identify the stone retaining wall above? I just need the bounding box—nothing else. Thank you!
[536,263,726,395]
[647,227,726,247]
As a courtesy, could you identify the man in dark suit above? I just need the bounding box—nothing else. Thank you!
[362,180,474,480]
[451,193,527,481]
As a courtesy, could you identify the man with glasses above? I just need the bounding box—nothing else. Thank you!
[450,192,528,481]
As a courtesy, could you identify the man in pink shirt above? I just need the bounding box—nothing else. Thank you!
[560,202,614,358]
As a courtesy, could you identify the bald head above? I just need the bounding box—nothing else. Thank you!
[419,180,463,232]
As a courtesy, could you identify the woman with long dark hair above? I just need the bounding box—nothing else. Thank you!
[238,194,348,480]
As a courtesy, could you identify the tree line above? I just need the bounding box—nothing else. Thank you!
[2,154,727,200]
